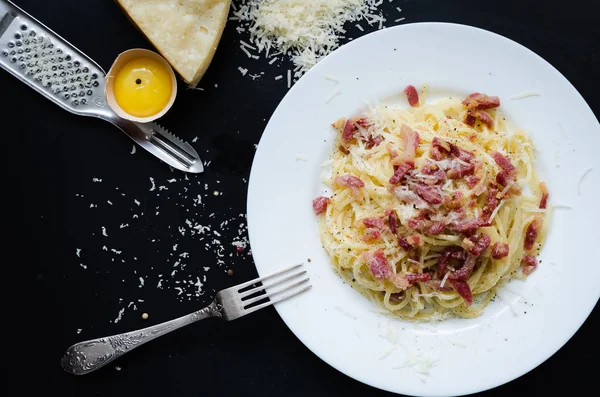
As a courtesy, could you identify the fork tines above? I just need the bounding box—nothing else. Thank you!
[239,264,311,314]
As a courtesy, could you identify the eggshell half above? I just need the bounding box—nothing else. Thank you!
[105,49,177,123]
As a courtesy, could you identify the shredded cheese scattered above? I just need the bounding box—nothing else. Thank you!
[510,91,542,100]
[233,0,387,75]
[334,305,357,319]
[578,168,593,196]
[324,73,339,82]
[379,347,397,360]
[325,87,342,103]
[553,204,573,209]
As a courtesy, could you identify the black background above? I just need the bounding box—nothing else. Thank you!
[6,0,599,396]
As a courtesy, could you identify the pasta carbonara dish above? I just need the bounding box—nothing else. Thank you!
[312,86,550,320]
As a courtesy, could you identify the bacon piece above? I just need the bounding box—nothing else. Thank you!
[414,184,443,204]
[363,217,386,231]
[312,196,330,215]
[407,215,426,231]
[522,255,537,275]
[389,162,414,185]
[468,234,491,257]
[492,151,516,175]
[338,145,350,155]
[437,247,466,278]
[539,182,549,209]
[404,85,419,107]
[341,117,369,142]
[335,175,364,188]
[475,110,494,128]
[392,125,420,165]
[342,119,358,142]
[464,112,477,127]
[430,138,451,161]
[405,273,432,284]
[433,137,451,152]
[524,219,539,251]
[407,210,440,233]
[450,254,477,281]
[446,162,475,179]
[398,237,413,251]
[483,185,499,216]
[388,211,398,235]
[465,109,494,128]
[366,250,391,279]
[366,135,383,149]
[398,234,421,250]
[465,175,480,189]
[429,147,442,160]
[445,191,463,210]
[450,145,475,163]
[427,222,445,235]
[462,93,500,110]
[335,175,365,200]
[491,242,509,259]
[363,228,381,241]
[420,161,446,185]
[495,170,511,187]
[450,279,473,305]
[448,218,484,234]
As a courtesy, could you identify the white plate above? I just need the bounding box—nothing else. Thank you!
[247,23,600,396]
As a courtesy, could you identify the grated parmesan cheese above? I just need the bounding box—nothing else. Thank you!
[323,73,339,82]
[510,91,542,100]
[325,87,342,103]
[439,271,450,288]
[234,0,387,75]
[487,199,505,224]
[578,168,593,196]
[334,305,357,320]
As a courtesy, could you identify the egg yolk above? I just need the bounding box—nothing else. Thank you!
[113,57,172,118]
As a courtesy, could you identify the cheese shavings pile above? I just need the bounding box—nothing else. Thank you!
[233,0,387,75]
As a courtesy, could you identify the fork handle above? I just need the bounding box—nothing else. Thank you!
[61,301,222,375]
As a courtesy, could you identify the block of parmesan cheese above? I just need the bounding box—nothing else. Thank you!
[116,0,231,87]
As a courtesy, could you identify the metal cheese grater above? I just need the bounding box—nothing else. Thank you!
[0,0,203,173]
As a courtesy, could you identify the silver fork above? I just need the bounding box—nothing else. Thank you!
[61,264,311,375]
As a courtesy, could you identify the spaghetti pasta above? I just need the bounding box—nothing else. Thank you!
[313,92,550,320]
